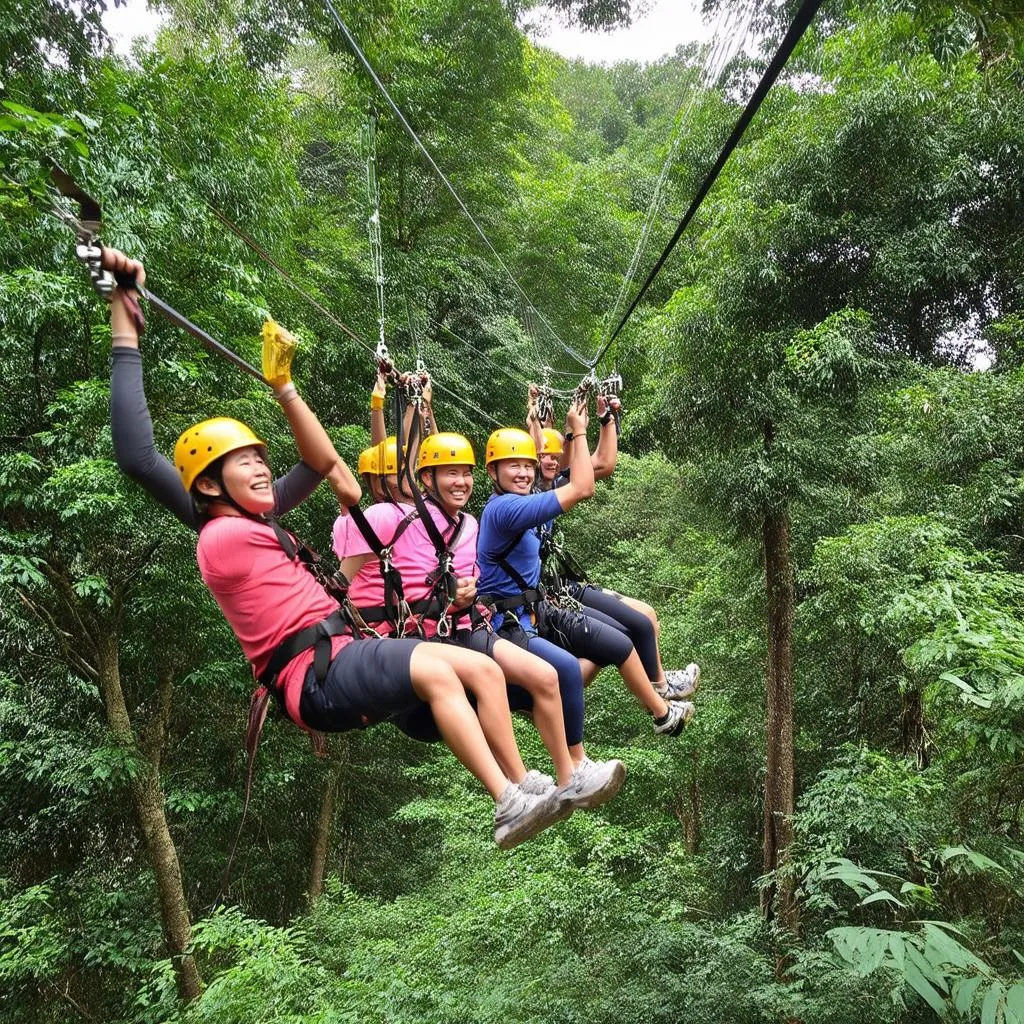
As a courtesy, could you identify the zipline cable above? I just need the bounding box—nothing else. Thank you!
[362,111,388,353]
[604,0,756,343]
[320,0,593,371]
[205,204,373,354]
[428,318,577,397]
[594,0,826,367]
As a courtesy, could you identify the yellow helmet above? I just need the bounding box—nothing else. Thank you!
[357,445,380,476]
[382,436,401,475]
[174,417,266,492]
[540,428,564,456]
[485,428,537,465]
[417,432,476,473]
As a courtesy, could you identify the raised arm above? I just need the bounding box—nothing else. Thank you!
[264,329,361,510]
[106,251,200,530]
[419,372,438,436]
[525,384,544,453]
[591,394,620,481]
[370,371,387,446]
[554,401,595,512]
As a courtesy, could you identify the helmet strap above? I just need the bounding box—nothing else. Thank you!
[203,464,262,520]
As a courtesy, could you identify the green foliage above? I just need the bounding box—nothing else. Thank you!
[2,0,1024,1021]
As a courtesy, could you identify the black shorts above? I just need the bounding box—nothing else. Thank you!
[299,637,422,732]
[391,630,531,743]
[537,602,633,668]
[442,627,499,658]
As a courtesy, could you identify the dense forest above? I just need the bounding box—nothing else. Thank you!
[2,0,1024,1020]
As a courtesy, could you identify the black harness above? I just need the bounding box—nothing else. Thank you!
[258,520,362,710]
[347,505,420,634]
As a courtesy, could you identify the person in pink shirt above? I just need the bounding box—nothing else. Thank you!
[102,245,566,850]
[334,431,625,812]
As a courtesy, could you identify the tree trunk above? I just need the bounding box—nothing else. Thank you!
[95,632,202,1003]
[761,506,799,935]
[308,768,339,905]
[900,685,929,768]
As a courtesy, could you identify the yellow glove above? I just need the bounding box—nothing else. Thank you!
[262,319,297,393]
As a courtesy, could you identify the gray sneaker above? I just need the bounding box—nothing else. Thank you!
[559,757,626,810]
[494,782,569,850]
[653,700,695,736]
[518,769,555,795]
[519,769,575,822]
[655,663,701,702]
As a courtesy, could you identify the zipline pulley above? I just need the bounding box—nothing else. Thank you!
[50,167,271,387]
[573,372,598,409]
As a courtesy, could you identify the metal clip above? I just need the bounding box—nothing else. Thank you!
[436,612,452,639]
[599,372,623,397]
[74,239,116,300]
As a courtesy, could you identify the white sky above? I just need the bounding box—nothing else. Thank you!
[105,0,711,64]
[528,0,713,63]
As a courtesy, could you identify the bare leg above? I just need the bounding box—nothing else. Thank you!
[409,646,510,799]
[616,650,669,717]
[493,638,575,786]
[578,657,600,686]
[415,643,527,783]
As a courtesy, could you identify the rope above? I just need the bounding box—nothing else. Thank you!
[604,0,756,343]
[205,204,374,356]
[361,112,388,352]
[320,0,593,370]
[594,0,826,367]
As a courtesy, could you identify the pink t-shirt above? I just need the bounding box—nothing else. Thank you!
[198,515,351,727]
[333,502,483,637]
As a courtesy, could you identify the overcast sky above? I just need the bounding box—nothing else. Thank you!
[106,0,711,63]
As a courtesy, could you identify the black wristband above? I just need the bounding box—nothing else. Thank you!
[599,410,613,426]
[564,431,575,443]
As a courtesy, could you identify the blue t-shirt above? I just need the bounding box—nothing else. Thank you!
[478,489,563,629]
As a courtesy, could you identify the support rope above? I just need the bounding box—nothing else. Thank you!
[593,0,826,367]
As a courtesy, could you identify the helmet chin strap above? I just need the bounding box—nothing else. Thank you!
[206,467,262,519]
[423,467,443,504]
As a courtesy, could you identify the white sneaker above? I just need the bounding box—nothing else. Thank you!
[519,768,574,822]
[518,769,555,795]
[654,663,701,701]
[653,701,695,736]
[493,782,569,849]
[559,757,625,810]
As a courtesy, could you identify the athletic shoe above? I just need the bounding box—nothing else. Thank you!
[519,768,575,821]
[653,700,695,736]
[654,663,701,702]
[494,782,569,850]
[518,769,555,794]
[559,757,626,810]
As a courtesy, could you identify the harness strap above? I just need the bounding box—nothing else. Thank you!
[345,505,420,631]
[357,597,442,622]
[482,588,546,614]
[269,519,351,603]
[257,608,352,691]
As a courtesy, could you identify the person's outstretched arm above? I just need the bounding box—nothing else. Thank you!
[370,371,387,445]
[420,373,437,436]
[106,250,200,530]
[591,394,620,481]
[554,401,595,512]
[264,331,361,510]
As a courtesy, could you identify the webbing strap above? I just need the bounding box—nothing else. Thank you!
[257,608,351,689]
